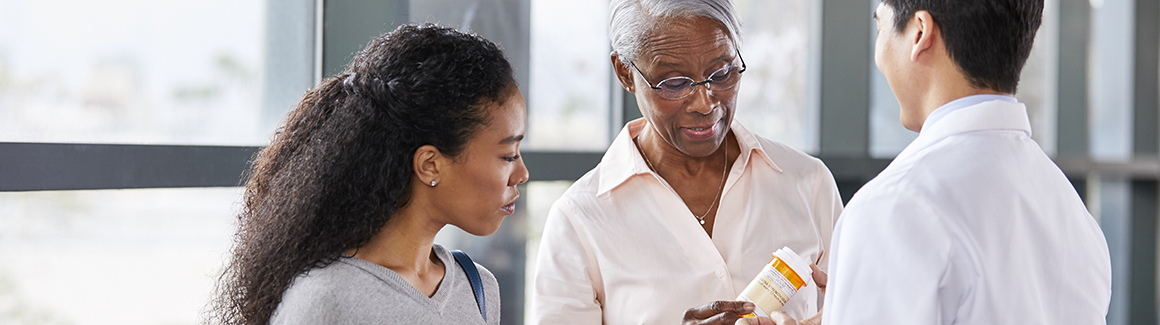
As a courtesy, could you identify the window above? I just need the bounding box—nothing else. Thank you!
[0,1,311,324]
[0,188,240,324]
[733,0,821,153]
[0,0,287,146]
[527,0,611,151]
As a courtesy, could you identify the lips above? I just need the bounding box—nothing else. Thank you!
[501,200,517,215]
[681,124,717,140]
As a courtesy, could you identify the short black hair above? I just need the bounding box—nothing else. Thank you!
[882,0,1043,94]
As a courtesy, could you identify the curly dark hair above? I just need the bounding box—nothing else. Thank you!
[206,23,514,325]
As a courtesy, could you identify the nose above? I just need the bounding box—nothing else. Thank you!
[686,84,714,115]
[510,157,530,186]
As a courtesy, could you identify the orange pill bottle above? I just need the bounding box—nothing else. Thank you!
[736,247,812,318]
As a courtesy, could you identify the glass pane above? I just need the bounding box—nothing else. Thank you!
[1088,0,1137,323]
[1093,176,1130,325]
[1088,0,1134,161]
[527,0,611,150]
[1015,0,1059,156]
[521,180,573,323]
[0,188,241,324]
[734,0,820,154]
[0,0,310,146]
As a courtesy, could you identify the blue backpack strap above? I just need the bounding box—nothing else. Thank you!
[451,250,487,321]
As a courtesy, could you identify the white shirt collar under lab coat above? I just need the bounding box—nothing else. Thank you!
[921,94,1018,132]
[897,96,1031,163]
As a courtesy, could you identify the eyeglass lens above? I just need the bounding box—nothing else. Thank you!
[655,66,741,99]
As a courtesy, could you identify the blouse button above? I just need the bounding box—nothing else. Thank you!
[715,269,725,278]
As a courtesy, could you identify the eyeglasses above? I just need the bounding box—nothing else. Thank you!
[630,50,746,100]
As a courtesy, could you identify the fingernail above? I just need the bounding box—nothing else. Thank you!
[741,301,755,312]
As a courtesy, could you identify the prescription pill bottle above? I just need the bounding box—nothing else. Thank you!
[736,247,811,318]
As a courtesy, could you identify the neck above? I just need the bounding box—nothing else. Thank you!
[349,203,446,274]
[902,71,1010,131]
[637,127,729,176]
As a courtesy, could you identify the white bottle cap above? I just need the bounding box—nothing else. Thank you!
[773,247,813,287]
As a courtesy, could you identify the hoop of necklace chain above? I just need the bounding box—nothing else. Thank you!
[635,136,728,225]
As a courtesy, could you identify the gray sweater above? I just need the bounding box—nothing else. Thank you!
[271,244,501,324]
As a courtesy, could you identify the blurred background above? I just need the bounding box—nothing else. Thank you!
[0,0,1156,324]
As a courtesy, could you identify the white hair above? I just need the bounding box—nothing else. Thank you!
[609,0,742,67]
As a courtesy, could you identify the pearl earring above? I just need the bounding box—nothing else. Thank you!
[430,180,437,187]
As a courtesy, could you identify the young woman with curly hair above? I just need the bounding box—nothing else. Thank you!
[207,23,527,325]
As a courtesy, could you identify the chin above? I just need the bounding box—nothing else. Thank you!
[684,147,718,158]
[460,217,505,236]
[900,114,923,132]
[897,105,923,132]
[679,138,726,157]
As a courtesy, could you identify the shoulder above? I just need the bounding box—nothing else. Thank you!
[475,261,502,311]
[890,131,1065,209]
[271,259,384,324]
[843,184,934,223]
[754,135,819,164]
[835,186,958,269]
[916,126,1043,178]
[475,261,500,291]
[756,135,824,168]
[751,134,835,184]
[282,259,378,299]
[563,167,601,200]
[437,244,502,323]
[435,244,499,295]
[436,245,500,292]
[547,167,604,218]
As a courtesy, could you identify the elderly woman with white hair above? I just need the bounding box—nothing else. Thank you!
[531,0,841,324]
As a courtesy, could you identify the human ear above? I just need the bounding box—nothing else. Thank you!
[611,51,636,93]
[910,10,937,62]
[412,145,443,187]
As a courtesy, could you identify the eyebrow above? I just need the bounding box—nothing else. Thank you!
[651,52,737,73]
[655,51,735,65]
[499,134,525,144]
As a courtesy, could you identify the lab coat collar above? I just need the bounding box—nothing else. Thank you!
[596,118,780,196]
[921,94,1018,131]
[895,99,1032,162]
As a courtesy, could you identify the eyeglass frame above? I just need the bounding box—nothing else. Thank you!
[628,50,747,100]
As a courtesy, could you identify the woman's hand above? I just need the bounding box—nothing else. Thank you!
[734,262,829,325]
[734,312,797,325]
[682,300,755,325]
[697,259,829,325]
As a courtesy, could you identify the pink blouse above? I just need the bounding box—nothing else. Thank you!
[532,119,842,324]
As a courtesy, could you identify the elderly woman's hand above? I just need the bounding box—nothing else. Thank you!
[681,300,755,325]
[688,261,828,325]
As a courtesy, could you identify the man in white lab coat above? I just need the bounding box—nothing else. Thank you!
[741,0,1113,324]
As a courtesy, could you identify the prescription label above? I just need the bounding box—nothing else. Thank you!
[736,247,811,318]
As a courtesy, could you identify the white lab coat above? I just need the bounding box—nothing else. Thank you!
[823,99,1112,324]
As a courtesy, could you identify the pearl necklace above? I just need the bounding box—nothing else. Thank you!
[634,136,727,225]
